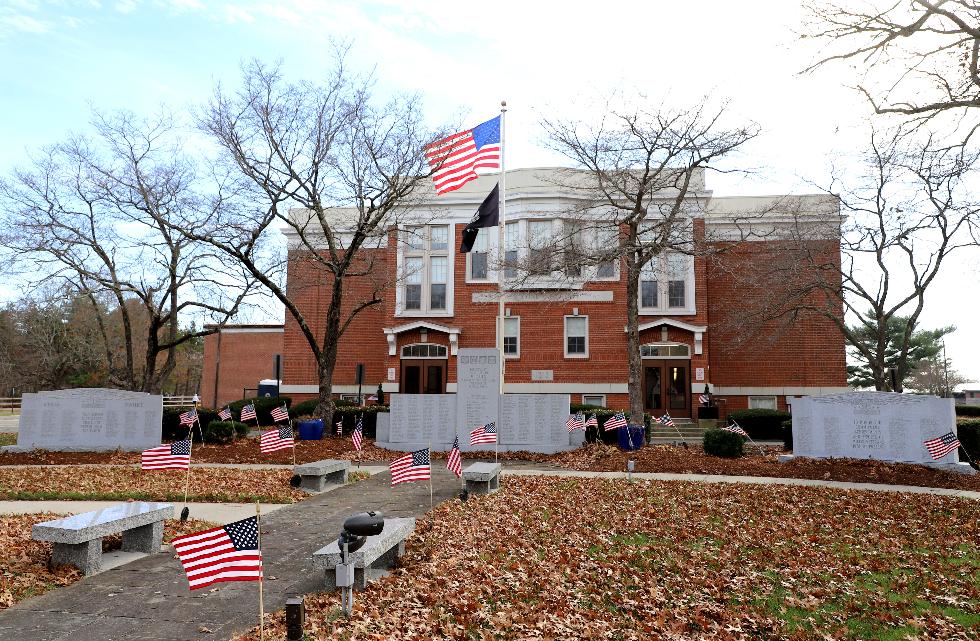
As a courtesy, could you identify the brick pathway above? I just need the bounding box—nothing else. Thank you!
[0,468,464,641]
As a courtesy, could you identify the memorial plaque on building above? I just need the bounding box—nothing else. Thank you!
[8,388,163,452]
[791,392,961,467]
[456,349,500,445]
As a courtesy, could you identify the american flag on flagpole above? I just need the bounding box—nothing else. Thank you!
[585,414,598,428]
[179,409,198,426]
[390,448,431,486]
[240,404,257,422]
[565,414,585,432]
[446,435,462,478]
[658,413,675,427]
[352,419,363,452]
[604,412,627,432]
[722,421,749,437]
[470,422,497,445]
[171,516,262,590]
[698,394,710,405]
[270,404,289,423]
[218,407,232,421]
[260,426,294,453]
[923,431,961,460]
[141,440,191,470]
[425,116,502,195]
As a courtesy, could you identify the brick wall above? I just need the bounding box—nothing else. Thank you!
[201,327,283,408]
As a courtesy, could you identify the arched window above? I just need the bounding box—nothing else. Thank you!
[401,343,448,359]
[640,343,690,358]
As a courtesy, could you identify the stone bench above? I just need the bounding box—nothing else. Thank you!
[32,501,174,575]
[312,517,415,591]
[463,462,501,495]
[293,459,350,492]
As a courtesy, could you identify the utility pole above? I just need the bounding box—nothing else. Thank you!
[942,341,951,398]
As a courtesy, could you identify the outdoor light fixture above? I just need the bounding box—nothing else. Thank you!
[289,474,302,488]
[285,596,304,641]
[336,511,385,616]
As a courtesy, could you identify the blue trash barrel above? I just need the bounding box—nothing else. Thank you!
[617,423,645,451]
[297,419,324,440]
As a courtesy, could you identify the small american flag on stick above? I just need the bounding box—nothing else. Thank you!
[699,394,710,405]
[240,404,256,422]
[446,435,462,478]
[470,422,497,445]
[604,412,627,432]
[260,426,294,453]
[171,516,262,590]
[336,420,343,436]
[270,404,289,423]
[352,419,363,452]
[218,407,232,421]
[390,448,431,486]
[179,409,198,426]
[585,414,598,428]
[141,440,191,470]
[658,413,675,427]
[722,422,748,437]
[566,414,585,432]
[923,432,961,460]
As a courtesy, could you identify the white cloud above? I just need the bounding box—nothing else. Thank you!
[0,12,49,34]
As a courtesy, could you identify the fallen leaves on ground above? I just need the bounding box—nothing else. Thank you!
[232,477,980,641]
[0,515,215,611]
[0,467,306,503]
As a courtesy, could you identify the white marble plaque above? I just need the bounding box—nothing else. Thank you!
[456,349,500,441]
[792,392,960,466]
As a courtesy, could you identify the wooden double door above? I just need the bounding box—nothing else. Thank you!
[642,360,690,418]
[400,359,448,394]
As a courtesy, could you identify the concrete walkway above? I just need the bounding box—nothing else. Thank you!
[0,468,464,641]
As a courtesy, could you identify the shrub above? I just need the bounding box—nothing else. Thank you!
[781,419,793,451]
[703,428,745,458]
[570,402,606,412]
[958,419,980,463]
[725,408,791,440]
[334,398,358,407]
[162,408,220,442]
[227,396,292,425]
[203,421,241,444]
[289,399,318,417]
[956,404,980,417]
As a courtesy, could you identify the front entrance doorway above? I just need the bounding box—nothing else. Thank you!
[400,359,447,394]
[642,360,690,418]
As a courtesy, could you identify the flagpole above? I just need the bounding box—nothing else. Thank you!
[256,501,264,641]
[181,419,195,520]
[428,443,433,509]
[496,101,507,456]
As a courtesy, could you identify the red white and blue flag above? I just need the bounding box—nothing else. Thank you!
[260,426,294,453]
[218,407,232,421]
[566,414,585,432]
[141,440,191,470]
[336,420,343,436]
[470,422,497,445]
[179,409,198,426]
[270,404,289,423]
[240,404,257,422]
[722,422,748,437]
[698,394,711,405]
[390,448,431,486]
[425,116,502,195]
[171,516,263,590]
[352,417,363,452]
[604,412,627,432]
[585,414,598,429]
[446,435,462,478]
[923,432,960,460]
[658,413,675,428]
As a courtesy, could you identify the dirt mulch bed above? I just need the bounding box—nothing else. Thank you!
[0,515,215,610]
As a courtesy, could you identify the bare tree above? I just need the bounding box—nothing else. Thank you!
[0,110,256,393]
[540,99,759,423]
[804,0,980,129]
[186,58,438,424]
[733,126,980,391]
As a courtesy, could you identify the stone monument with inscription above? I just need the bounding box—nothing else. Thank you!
[377,348,580,454]
[786,391,972,473]
[4,388,163,452]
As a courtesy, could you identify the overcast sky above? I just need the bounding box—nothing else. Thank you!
[1,0,977,382]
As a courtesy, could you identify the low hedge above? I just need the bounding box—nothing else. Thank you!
[226,396,292,425]
[202,421,248,444]
[725,408,791,440]
[703,428,744,458]
[162,408,220,442]
[956,404,980,417]
[958,419,980,463]
[781,419,793,450]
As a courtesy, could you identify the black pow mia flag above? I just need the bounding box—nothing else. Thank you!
[459,183,499,253]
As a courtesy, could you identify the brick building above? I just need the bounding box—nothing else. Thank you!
[201,324,284,408]
[270,168,847,419]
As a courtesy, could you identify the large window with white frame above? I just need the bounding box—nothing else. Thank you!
[748,396,778,410]
[402,225,451,314]
[564,315,589,358]
[504,222,519,279]
[467,229,490,281]
[527,219,554,275]
[639,252,695,314]
[501,316,520,357]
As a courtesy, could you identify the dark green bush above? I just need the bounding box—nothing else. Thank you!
[956,404,980,417]
[334,398,358,407]
[725,408,791,440]
[781,419,793,451]
[202,421,240,444]
[703,428,745,458]
[162,408,220,442]
[570,402,607,412]
[226,396,292,425]
[958,419,980,463]
[289,399,318,417]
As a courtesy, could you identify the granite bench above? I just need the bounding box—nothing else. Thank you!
[312,517,415,590]
[32,501,174,575]
[462,462,501,495]
[293,459,350,492]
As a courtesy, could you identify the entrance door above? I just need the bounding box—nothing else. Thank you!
[400,359,447,394]
[642,360,690,418]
